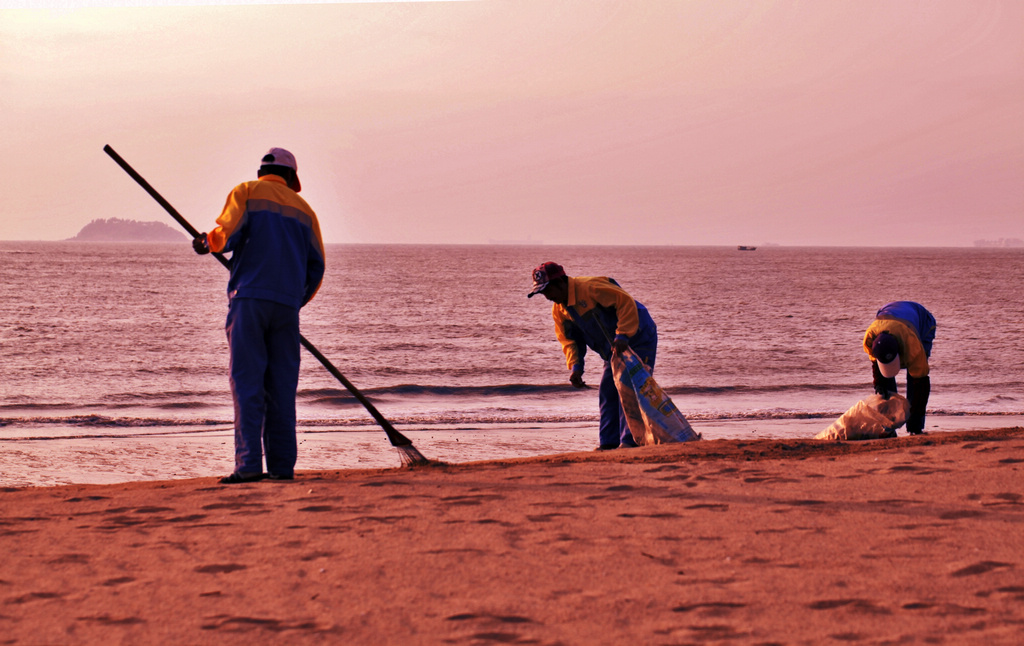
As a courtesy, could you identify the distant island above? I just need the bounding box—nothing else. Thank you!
[974,238,1023,248]
[69,218,186,242]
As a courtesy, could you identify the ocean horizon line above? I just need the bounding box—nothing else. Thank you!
[3,239,1023,250]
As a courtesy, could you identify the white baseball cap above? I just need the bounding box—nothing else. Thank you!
[260,147,300,191]
[261,147,297,171]
[878,354,901,378]
[872,332,901,378]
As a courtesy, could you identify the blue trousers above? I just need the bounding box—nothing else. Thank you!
[225,298,301,476]
[598,342,656,447]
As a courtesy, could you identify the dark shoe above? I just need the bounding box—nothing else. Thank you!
[267,473,294,480]
[596,444,618,451]
[219,471,265,484]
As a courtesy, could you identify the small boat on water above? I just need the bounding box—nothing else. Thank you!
[737,245,757,251]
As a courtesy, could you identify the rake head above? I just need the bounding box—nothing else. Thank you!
[395,444,433,467]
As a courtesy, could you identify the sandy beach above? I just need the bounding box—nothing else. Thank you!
[2,427,1022,645]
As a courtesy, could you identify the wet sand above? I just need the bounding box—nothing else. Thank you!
[4,414,1023,488]
[1,428,1022,644]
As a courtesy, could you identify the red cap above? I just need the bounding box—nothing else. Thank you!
[528,262,565,297]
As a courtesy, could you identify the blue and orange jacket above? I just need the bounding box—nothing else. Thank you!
[863,301,936,378]
[551,276,656,373]
[207,175,325,309]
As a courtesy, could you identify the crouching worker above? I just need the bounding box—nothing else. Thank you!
[193,148,325,483]
[528,262,657,450]
[863,301,936,435]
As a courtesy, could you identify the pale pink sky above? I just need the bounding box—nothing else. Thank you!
[1,0,1021,245]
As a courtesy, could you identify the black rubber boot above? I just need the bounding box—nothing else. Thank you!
[906,375,931,434]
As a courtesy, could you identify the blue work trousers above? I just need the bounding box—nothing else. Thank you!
[598,341,657,447]
[225,297,301,476]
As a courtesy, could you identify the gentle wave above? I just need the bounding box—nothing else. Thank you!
[0,415,229,428]
[31,383,870,408]
[303,381,1024,399]
[7,383,1020,406]
[0,401,223,413]
[3,408,1022,434]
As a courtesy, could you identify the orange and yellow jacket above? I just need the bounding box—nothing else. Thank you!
[551,276,656,373]
[863,301,936,378]
[208,175,325,309]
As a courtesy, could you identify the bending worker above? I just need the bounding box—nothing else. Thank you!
[528,262,657,450]
[193,148,325,483]
[863,301,936,435]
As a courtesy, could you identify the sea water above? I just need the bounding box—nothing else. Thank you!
[2,242,1022,486]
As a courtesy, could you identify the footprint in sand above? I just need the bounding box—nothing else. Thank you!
[194,564,247,574]
[950,561,1014,577]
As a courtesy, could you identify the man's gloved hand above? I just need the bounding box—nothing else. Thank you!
[192,234,210,255]
[871,360,891,399]
[611,335,630,355]
[569,370,586,388]
[873,380,891,399]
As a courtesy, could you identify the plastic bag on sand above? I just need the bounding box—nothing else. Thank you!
[815,393,910,441]
[611,348,700,445]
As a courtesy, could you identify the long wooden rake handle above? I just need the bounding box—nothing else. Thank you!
[103,144,429,462]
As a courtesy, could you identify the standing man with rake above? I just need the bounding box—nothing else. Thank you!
[193,148,325,483]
